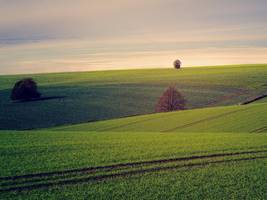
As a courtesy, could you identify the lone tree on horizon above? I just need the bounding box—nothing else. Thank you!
[11,78,41,101]
[174,59,182,69]
[155,86,186,113]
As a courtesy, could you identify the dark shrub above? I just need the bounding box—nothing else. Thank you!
[155,86,186,112]
[174,59,182,69]
[11,78,41,101]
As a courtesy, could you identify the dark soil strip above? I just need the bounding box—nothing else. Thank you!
[240,94,267,105]
[162,107,251,132]
[0,156,266,193]
[0,149,266,182]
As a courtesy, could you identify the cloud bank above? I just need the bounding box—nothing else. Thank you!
[0,0,267,74]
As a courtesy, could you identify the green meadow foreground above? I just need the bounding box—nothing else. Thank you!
[1,64,267,130]
[1,102,267,199]
[0,65,267,199]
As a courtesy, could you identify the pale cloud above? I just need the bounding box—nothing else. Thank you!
[1,0,266,41]
[0,0,267,74]
[1,40,267,74]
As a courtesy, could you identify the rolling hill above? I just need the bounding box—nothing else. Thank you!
[1,101,267,199]
[53,102,267,133]
[1,64,267,130]
[0,65,267,199]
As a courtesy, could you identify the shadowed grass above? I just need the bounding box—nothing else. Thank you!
[1,64,267,130]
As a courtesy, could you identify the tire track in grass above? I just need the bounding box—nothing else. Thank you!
[98,113,167,131]
[0,149,265,181]
[251,126,267,133]
[2,149,266,188]
[0,149,266,192]
[71,91,254,133]
[97,104,250,132]
[0,156,266,193]
[57,110,166,132]
[162,107,252,132]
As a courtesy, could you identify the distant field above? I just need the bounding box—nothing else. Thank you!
[1,64,267,130]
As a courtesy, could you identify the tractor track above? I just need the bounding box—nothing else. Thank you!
[251,126,267,133]
[101,104,251,133]
[0,149,266,193]
[162,107,251,132]
[99,114,164,131]
[70,91,261,133]
[0,149,265,181]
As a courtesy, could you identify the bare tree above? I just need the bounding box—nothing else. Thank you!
[155,86,186,112]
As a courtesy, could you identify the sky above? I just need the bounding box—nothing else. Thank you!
[0,0,267,75]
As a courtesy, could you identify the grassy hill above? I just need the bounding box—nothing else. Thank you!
[1,65,267,199]
[254,96,267,103]
[1,64,267,130]
[53,102,267,133]
[1,102,267,199]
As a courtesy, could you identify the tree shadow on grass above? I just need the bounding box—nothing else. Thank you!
[13,96,67,103]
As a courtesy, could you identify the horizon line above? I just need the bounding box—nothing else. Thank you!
[1,63,266,77]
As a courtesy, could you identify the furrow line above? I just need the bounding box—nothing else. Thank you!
[0,156,266,193]
[162,107,251,132]
[0,149,266,182]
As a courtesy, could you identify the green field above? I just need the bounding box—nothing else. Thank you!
[54,102,267,133]
[0,65,267,199]
[0,130,267,198]
[1,103,267,199]
[2,158,266,200]
[1,64,267,130]
[254,96,267,103]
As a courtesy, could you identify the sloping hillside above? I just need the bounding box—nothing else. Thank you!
[54,102,267,133]
[1,64,267,130]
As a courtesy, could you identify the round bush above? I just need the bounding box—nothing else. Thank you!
[11,78,41,101]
